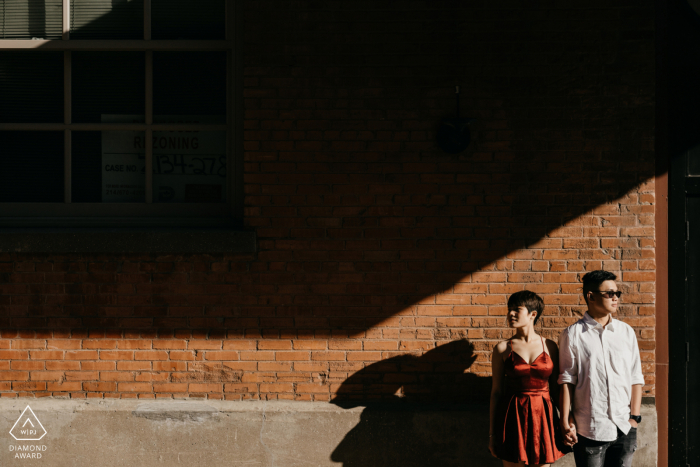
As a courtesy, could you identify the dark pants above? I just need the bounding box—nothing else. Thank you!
[573,428,637,467]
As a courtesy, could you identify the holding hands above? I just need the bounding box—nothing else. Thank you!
[561,414,578,447]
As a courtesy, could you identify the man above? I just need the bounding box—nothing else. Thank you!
[558,270,644,467]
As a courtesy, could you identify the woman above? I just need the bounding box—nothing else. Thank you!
[488,290,567,466]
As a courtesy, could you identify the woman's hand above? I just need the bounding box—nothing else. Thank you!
[561,414,578,446]
[488,436,498,457]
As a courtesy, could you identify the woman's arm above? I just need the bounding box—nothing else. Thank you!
[557,329,578,445]
[489,341,506,457]
[559,383,577,445]
[546,339,560,404]
[548,338,578,445]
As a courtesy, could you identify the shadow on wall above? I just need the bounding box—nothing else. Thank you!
[332,339,489,403]
[0,0,661,337]
[330,339,498,466]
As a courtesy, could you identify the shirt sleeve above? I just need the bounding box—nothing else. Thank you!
[630,329,645,386]
[558,327,578,385]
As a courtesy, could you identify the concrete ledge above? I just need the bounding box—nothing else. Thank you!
[0,399,657,466]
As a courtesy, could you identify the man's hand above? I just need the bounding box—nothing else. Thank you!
[629,419,638,428]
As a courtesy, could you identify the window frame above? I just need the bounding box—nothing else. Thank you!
[0,0,242,228]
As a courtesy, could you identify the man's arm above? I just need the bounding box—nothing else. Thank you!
[629,384,642,427]
[629,327,645,427]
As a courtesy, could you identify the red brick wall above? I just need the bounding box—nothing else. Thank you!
[0,0,656,400]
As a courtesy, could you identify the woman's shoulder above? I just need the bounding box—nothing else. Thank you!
[493,339,510,355]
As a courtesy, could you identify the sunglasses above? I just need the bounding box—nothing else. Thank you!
[593,290,622,299]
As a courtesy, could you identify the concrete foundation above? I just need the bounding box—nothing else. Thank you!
[0,399,656,466]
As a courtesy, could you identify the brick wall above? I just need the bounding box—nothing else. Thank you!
[0,0,656,400]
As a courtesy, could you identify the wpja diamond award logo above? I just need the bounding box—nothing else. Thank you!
[8,406,48,459]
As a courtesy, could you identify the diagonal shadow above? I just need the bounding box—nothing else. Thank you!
[0,0,673,338]
[0,1,695,461]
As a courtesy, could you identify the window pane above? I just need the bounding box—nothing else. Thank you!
[153,129,226,203]
[0,0,62,39]
[153,52,226,123]
[151,0,225,40]
[72,131,145,203]
[70,0,143,39]
[0,131,63,202]
[690,145,700,176]
[72,52,145,123]
[0,52,63,123]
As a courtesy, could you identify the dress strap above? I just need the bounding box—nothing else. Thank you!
[508,339,514,360]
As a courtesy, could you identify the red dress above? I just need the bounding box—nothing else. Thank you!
[494,338,566,465]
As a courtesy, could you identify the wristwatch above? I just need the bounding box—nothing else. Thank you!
[630,415,642,424]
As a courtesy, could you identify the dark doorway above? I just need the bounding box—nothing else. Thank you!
[665,0,700,464]
[687,193,700,464]
[670,148,700,465]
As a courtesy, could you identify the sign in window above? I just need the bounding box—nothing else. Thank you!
[101,115,226,203]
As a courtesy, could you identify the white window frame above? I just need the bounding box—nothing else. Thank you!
[0,0,241,228]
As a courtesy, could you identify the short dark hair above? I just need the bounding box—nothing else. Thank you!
[507,290,545,324]
[582,270,617,303]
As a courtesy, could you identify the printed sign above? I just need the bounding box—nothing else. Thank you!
[101,115,226,203]
[102,128,145,202]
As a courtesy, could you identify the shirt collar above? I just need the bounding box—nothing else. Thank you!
[583,312,615,331]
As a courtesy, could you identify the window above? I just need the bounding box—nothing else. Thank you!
[0,0,239,228]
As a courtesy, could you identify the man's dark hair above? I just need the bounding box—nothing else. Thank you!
[582,270,618,303]
[507,290,545,324]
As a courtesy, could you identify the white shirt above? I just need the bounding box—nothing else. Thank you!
[558,312,645,441]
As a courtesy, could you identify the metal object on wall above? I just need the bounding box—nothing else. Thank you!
[437,86,473,154]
